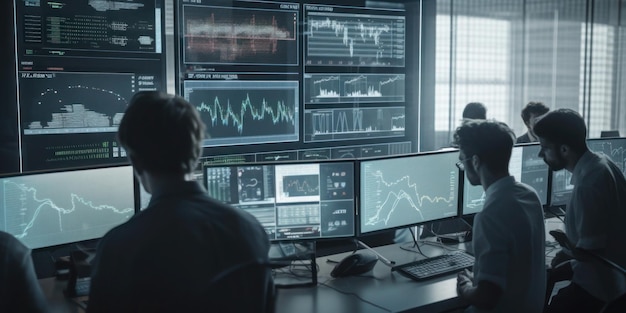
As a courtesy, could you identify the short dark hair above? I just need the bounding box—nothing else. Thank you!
[117,91,205,175]
[453,119,515,172]
[533,108,587,153]
[462,102,487,120]
[521,102,550,124]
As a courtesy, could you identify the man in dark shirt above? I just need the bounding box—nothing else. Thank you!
[88,91,273,312]
[516,102,549,144]
[0,231,48,312]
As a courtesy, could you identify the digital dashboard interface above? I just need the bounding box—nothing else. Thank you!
[204,160,355,241]
[13,0,166,172]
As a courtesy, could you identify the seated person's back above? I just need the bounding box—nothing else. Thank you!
[87,91,272,313]
[88,188,270,312]
[0,231,48,313]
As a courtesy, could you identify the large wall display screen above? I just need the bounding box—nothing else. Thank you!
[178,0,415,164]
[11,0,167,172]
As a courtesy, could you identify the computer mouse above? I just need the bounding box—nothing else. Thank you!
[330,252,378,278]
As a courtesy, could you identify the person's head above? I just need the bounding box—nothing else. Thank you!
[453,119,515,186]
[462,102,487,120]
[521,101,549,135]
[533,108,588,172]
[117,91,205,178]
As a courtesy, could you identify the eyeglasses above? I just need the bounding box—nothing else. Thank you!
[456,157,472,171]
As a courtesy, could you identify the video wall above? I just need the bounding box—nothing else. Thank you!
[8,0,166,173]
[178,0,415,165]
[0,0,417,175]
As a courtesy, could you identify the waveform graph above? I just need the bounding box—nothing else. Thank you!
[19,71,134,135]
[359,153,459,234]
[305,10,405,67]
[182,4,298,65]
[184,80,299,147]
[275,164,321,204]
[305,73,405,104]
[282,175,320,197]
[0,166,135,249]
[304,106,405,142]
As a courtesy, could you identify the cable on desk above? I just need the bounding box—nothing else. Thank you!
[272,260,319,279]
[318,281,393,313]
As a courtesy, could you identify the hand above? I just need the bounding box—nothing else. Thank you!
[551,250,573,268]
[457,269,474,296]
[550,229,573,250]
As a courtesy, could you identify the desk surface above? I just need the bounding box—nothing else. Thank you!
[39,218,564,313]
[274,242,468,313]
[39,242,467,313]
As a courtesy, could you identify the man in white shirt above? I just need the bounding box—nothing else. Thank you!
[535,108,626,313]
[453,119,546,313]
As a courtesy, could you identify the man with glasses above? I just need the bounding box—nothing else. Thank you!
[535,109,626,313]
[454,119,546,313]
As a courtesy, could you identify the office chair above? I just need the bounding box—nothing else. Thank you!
[576,249,626,313]
[207,259,276,313]
[547,231,626,313]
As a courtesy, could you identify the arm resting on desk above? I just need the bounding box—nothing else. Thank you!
[457,269,502,310]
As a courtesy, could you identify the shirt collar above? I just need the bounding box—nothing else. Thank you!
[148,180,206,207]
[570,150,595,185]
[484,175,515,198]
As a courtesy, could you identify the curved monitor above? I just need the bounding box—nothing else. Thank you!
[358,150,460,235]
[463,143,550,215]
[204,160,356,241]
[0,165,135,249]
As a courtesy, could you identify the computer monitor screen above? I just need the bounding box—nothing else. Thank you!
[550,137,626,207]
[358,150,460,235]
[0,166,135,249]
[463,144,550,215]
[204,160,356,241]
[588,137,626,175]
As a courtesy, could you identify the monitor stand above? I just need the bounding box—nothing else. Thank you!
[356,240,395,267]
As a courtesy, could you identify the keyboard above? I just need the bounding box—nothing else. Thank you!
[393,251,475,281]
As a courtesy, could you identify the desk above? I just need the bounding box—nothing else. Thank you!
[38,219,565,312]
[275,242,468,313]
[39,241,467,313]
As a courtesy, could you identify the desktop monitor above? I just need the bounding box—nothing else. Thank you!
[549,137,626,208]
[0,165,135,249]
[463,144,550,215]
[358,150,460,235]
[588,137,626,175]
[204,160,356,241]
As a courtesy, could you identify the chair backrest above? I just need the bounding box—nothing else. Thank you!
[207,259,275,313]
[580,250,626,313]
